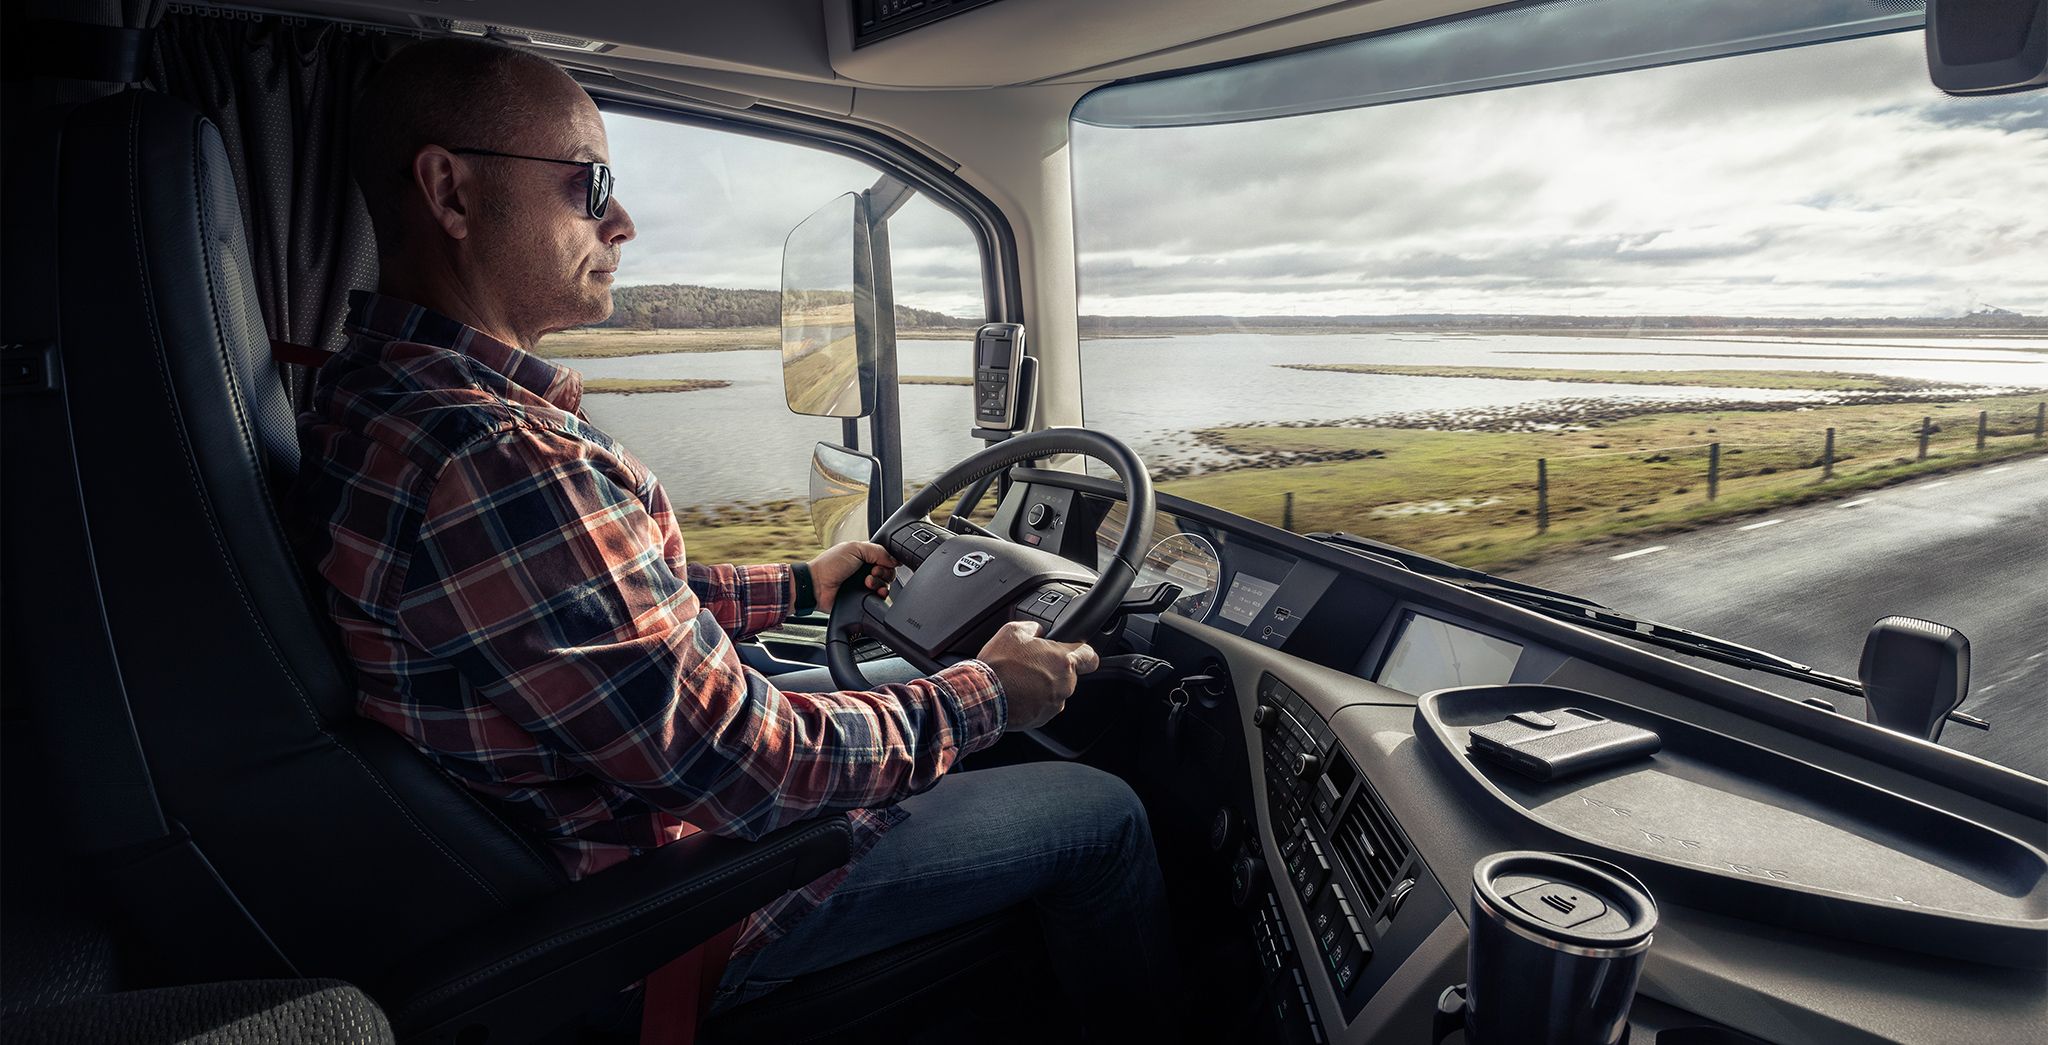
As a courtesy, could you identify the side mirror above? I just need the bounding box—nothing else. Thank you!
[808,441,881,550]
[1859,616,1972,742]
[1926,0,2048,95]
[779,192,879,418]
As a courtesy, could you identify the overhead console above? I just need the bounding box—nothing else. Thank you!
[852,0,1001,47]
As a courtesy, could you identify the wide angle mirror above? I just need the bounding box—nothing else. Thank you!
[808,441,881,549]
[779,192,879,417]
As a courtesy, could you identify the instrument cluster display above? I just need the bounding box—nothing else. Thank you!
[1136,532,1222,621]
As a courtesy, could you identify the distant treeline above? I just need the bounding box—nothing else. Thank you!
[603,284,975,332]
[1078,310,2045,334]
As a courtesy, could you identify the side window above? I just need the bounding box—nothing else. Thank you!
[540,110,986,567]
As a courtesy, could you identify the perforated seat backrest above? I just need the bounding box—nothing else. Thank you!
[53,89,562,984]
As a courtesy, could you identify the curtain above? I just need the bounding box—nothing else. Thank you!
[149,14,406,404]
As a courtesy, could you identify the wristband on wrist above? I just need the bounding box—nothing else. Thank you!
[790,562,817,617]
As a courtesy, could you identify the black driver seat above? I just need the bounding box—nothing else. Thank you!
[38,86,1050,1043]
[42,86,856,1041]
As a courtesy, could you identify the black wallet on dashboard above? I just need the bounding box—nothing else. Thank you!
[1468,708,1661,782]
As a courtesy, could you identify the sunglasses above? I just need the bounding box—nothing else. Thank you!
[447,147,615,219]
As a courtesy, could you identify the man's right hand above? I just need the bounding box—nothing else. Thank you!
[976,620,1100,731]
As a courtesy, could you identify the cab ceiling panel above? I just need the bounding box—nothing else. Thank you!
[273,1,842,81]
[824,0,1370,88]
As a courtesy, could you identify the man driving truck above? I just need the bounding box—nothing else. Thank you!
[290,37,1171,1034]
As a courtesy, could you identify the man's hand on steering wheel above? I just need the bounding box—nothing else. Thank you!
[977,621,1101,730]
[808,541,898,610]
[823,427,1154,698]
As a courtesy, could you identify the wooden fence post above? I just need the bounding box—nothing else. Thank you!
[1282,492,1295,532]
[1537,459,1549,533]
[1823,427,1835,480]
[1918,416,1931,461]
[1707,443,1720,501]
[1977,410,1988,451]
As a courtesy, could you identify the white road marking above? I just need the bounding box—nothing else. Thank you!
[1985,466,2013,475]
[1921,481,1951,490]
[1738,519,1782,531]
[1610,545,1669,561]
[1838,498,1873,508]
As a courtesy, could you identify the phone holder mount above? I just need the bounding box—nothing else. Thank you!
[970,353,1037,444]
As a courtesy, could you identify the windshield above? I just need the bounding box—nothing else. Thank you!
[1070,0,2047,776]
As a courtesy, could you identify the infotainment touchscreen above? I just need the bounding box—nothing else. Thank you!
[1376,612,1523,695]
[1217,573,1281,626]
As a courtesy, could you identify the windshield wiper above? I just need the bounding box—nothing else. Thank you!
[1307,531,1605,609]
[1313,529,1853,690]
[1465,583,1864,694]
[1307,531,1991,730]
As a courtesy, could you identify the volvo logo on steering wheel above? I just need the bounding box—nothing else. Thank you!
[952,551,994,577]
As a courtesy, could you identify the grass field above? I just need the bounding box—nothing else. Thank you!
[1278,364,1926,391]
[538,327,779,358]
[584,378,729,395]
[1161,393,2048,571]
[538,324,977,360]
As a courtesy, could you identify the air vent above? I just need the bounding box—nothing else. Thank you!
[1330,777,1412,917]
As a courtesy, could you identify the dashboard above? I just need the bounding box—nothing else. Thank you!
[980,466,2048,1045]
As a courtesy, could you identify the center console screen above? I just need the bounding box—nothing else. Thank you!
[1376,612,1524,694]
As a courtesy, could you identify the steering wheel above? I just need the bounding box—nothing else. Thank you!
[826,427,1155,690]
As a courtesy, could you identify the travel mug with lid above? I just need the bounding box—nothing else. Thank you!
[1464,851,1658,1045]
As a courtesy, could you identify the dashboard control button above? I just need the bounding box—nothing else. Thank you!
[1026,502,1054,529]
[1333,947,1363,993]
[1279,828,1305,865]
[1209,807,1239,853]
[1230,851,1265,908]
[1252,703,1277,729]
[1293,751,1322,779]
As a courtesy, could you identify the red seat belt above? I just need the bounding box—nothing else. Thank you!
[640,921,742,1045]
[270,339,330,368]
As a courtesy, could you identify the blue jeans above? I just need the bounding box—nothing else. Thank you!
[717,663,1177,1035]
[710,760,1174,1034]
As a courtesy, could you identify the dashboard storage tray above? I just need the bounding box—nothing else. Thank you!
[1416,684,2048,967]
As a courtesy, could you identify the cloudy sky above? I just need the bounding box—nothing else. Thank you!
[606,29,2046,319]
[601,116,986,317]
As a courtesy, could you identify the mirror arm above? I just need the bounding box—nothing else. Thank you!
[864,173,916,224]
[862,187,905,518]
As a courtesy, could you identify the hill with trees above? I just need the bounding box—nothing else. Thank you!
[603,283,976,333]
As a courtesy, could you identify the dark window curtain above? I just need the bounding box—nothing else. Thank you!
[148,15,407,405]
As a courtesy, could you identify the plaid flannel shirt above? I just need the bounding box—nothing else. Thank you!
[291,291,1006,955]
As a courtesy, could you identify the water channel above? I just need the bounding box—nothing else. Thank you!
[566,333,2048,504]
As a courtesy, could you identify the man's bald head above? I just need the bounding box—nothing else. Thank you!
[350,38,585,256]
[347,36,634,351]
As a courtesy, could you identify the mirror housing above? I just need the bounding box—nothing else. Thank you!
[807,441,882,550]
[779,193,879,417]
[1859,616,1972,742]
[1926,0,2048,95]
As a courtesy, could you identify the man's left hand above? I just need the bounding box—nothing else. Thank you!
[808,541,898,612]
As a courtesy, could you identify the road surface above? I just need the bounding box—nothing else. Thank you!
[1508,453,2048,780]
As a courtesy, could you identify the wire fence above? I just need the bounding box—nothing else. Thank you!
[1264,401,2046,551]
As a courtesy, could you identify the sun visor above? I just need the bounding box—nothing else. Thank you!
[1072,0,1928,128]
